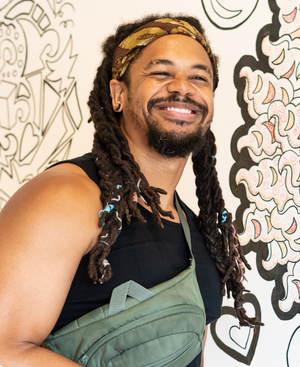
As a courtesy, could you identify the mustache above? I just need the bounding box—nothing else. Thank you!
[147,95,208,117]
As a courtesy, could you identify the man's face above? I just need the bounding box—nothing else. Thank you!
[118,34,215,158]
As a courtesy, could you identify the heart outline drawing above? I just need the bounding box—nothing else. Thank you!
[19,122,39,162]
[210,293,262,365]
[230,323,251,350]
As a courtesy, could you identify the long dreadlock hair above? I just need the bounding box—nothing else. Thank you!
[87,14,263,328]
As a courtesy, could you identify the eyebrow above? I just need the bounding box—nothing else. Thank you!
[144,59,173,70]
[144,59,212,76]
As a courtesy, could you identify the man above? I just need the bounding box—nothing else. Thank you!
[0,15,262,367]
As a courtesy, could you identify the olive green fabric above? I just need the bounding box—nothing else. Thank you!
[42,196,206,366]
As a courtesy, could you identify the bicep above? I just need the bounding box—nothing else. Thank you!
[0,172,101,347]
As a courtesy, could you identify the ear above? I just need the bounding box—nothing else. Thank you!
[110,79,126,112]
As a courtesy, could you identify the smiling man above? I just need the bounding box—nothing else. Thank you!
[0,15,262,367]
[112,33,214,161]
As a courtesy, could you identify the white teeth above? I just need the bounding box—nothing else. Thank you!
[166,107,192,114]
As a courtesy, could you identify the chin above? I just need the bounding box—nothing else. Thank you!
[147,123,206,159]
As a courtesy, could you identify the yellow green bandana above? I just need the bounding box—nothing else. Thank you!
[111,18,219,89]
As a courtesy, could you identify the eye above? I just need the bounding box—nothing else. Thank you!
[150,71,170,78]
[191,75,207,81]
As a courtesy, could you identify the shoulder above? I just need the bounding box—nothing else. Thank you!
[50,153,100,187]
[1,162,102,255]
[0,162,104,346]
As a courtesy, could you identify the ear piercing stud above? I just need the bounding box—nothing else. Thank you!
[114,103,121,111]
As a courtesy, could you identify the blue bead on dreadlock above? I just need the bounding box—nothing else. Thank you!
[221,209,228,224]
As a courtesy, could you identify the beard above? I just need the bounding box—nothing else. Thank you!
[146,96,211,158]
[146,117,208,158]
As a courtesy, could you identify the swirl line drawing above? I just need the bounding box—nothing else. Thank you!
[0,0,82,210]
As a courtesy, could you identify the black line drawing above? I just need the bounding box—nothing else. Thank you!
[201,0,259,30]
[0,0,82,210]
[210,293,262,365]
[232,0,300,321]
[286,326,300,367]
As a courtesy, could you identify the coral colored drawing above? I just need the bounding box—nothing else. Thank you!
[232,0,300,320]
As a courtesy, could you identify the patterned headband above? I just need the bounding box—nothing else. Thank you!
[111,18,219,90]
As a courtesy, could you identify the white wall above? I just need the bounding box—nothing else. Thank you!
[0,0,299,366]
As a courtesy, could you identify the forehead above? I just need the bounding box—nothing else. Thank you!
[132,34,212,72]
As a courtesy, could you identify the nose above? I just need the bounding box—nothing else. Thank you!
[167,74,194,96]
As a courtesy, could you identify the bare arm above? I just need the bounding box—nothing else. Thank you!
[0,165,102,366]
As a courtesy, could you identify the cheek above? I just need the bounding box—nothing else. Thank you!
[201,117,213,136]
[205,93,214,113]
[209,99,214,113]
[137,82,167,102]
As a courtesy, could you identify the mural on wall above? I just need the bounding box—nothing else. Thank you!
[0,0,82,210]
[287,325,300,367]
[232,0,300,320]
[211,293,262,365]
[201,0,259,30]
[229,0,300,365]
[208,0,300,365]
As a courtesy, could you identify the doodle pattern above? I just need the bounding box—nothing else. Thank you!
[232,0,300,320]
[211,293,262,365]
[201,0,259,30]
[0,0,82,210]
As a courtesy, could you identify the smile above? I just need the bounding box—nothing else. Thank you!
[153,105,200,121]
[164,107,193,114]
[152,101,202,117]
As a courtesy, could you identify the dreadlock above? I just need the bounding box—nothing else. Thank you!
[87,13,263,329]
[192,129,263,328]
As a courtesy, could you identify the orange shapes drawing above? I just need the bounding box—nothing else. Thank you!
[263,82,275,104]
[252,131,263,148]
[253,75,263,93]
[290,27,300,39]
[265,215,272,233]
[286,218,297,235]
[273,49,285,65]
[271,167,278,186]
[263,121,275,142]
[281,62,295,79]
[278,241,288,258]
[281,88,289,105]
[257,170,263,186]
[252,219,261,239]
[285,110,295,131]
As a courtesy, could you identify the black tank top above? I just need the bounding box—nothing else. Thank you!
[51,153,222,366]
